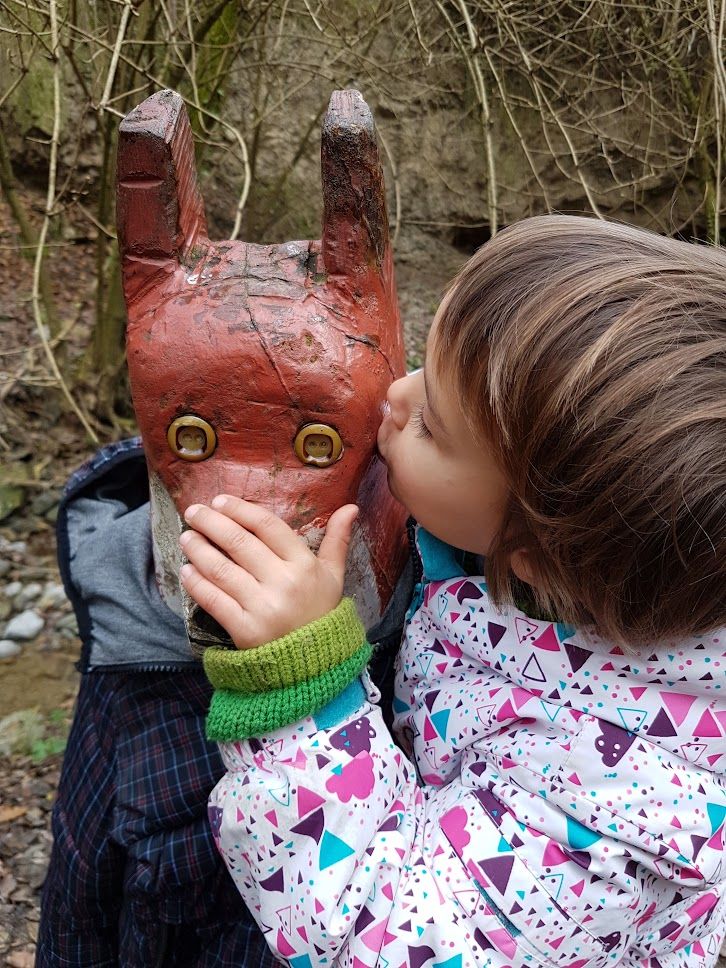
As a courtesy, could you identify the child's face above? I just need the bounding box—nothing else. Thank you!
[377,317,509,556]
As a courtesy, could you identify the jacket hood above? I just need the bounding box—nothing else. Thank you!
[57,439,192,672]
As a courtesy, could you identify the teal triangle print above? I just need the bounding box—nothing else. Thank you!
[289,956,313,968]
[566,816,601,850]
[319,831,355,870]
[707,803,726,835]
[431,709,450,741]
[434,957,463,968]
[617,707,648,731]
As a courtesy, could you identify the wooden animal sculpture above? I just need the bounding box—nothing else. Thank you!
[116,88,408,650]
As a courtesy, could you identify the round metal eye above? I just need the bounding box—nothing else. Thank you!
[167,416,217,462]
[293,423,343,467]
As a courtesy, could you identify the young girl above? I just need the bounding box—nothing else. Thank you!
[179,215,726,968]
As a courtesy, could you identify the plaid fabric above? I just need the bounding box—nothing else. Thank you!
[37,668,282,967]
[61,436,144,500]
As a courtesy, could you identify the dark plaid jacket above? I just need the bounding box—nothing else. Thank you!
[37,440,409,967]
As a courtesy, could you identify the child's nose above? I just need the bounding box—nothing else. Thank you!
[387,371,418,429]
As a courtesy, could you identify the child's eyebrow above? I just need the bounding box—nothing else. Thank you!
[423,367,445,433]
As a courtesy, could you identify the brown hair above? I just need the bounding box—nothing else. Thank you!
[433,215,726,646]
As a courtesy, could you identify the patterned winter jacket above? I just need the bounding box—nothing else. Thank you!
[206,525,726,968]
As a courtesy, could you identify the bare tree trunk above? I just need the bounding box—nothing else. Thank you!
[0,125,59,335]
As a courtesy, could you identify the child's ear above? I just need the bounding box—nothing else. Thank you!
[509,547,539,589]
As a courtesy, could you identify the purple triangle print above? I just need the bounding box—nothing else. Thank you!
[647,708,678,737]
[564,642,591,672]
[479,854,515,894]
[488,622,507,648]
[259,867,284,893]
[290,807,325,842]
[522,653,546,683]
[408,945,436,968]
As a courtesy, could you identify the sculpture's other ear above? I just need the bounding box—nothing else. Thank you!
[117,89,208,297]
[321,89,391,290]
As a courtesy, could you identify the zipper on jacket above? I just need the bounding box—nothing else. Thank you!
[406,517,423,586]
[86,661,200,675]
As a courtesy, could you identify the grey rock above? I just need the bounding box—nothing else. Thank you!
[56,612,78,633]
[29,490,60,517]
[3,580,22,599]
[0,639,21,658]
[0,559,11,577]
[4,610,44,641]
[38,582,67,609]
[14,582,43,609]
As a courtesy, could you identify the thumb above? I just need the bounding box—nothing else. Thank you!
[317,504,359,578]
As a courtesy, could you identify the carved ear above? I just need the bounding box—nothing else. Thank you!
[321,90,390,285]
[116,90,207,278]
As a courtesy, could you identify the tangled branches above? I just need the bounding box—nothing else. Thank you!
[0,0,722,429]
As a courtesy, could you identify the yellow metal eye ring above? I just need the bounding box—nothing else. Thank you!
[293,423,343,467]
[167,415,217,462]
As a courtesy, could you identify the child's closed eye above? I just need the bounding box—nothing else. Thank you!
[412,404,432,439]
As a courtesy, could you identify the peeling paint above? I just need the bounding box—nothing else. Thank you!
[119,89,408,647]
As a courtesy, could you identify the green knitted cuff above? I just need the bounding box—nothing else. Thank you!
[206,641,373,740]
[203,598,365,693]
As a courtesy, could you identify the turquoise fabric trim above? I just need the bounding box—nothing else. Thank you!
[407,525,484,621]
[314,679,366,730]
[416,527,466,581]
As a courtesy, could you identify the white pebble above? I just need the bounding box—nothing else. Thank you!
[39,582,67,609]
[15,582,43,608]
[4,609,44,641]
[0,639,21,658]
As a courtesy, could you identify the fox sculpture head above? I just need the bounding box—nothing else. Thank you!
[117,88,408,650]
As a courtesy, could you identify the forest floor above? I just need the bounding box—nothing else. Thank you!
[2,189,725,967]
[0,188,465,963]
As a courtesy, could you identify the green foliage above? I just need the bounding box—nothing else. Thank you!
[30,733,67,763]
[29,705,69,763]
[0,707,70,761]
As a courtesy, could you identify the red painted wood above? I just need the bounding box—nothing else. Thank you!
[117,89,408,621]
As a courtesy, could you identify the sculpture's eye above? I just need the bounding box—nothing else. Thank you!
[167,416,217,461]
[294,423,343,467]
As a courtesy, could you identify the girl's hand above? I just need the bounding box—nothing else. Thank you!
[178,495,358,650]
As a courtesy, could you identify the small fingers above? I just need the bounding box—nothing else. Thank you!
[210,496,306,561]
[179,563,254,648]
[179,529,258,603]
[317,504,358,579]
[184,504,280,579]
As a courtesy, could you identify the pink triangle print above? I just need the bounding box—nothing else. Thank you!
[694,708,721,737]
[661,691,697,726]
[533,625,560,651]
[297,786,326,818]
